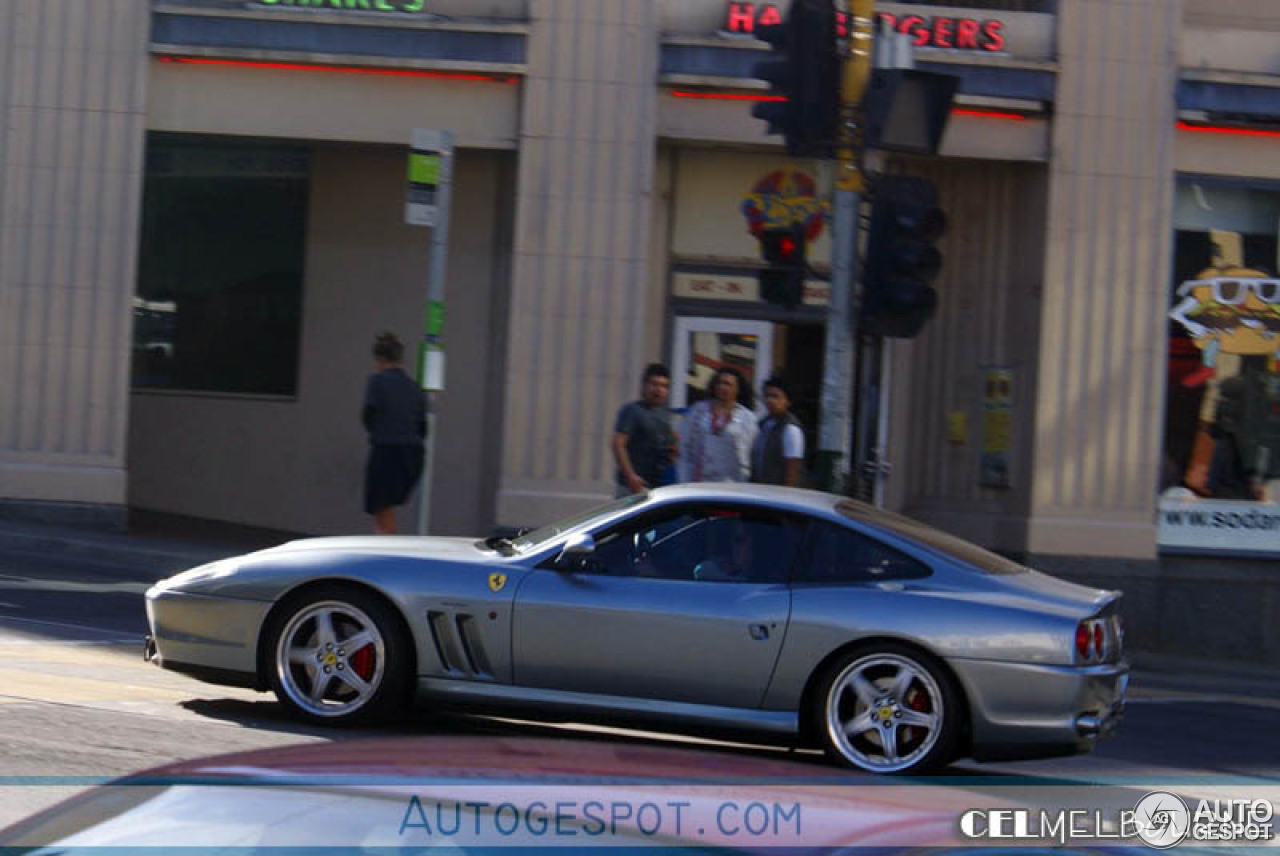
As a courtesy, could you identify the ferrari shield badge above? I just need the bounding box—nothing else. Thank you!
[488,573,507,593]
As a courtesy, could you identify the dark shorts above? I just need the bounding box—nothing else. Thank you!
[364,444,424,514]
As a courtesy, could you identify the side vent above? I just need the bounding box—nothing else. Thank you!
[427,610,465,674]
[456,614,493,678]
[427,610,493,679]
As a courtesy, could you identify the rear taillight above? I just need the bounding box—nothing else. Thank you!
[1075,617,1116,664]
[1075,623,1093,662]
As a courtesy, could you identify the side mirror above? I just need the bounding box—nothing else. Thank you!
[555,533,597,570]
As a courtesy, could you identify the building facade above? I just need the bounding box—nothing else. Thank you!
[1,0,1278,565]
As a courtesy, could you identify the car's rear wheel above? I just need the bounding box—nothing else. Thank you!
[815,643,960,774]
[265,586,412,725]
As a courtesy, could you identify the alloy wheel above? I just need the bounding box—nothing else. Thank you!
[275,600,386,718]
[824,652,945,773]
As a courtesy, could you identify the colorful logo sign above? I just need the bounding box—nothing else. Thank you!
[741,169,827,241]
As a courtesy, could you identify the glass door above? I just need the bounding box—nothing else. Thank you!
[670,317,774,410]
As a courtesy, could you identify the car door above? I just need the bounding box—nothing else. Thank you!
[511,504,804,709]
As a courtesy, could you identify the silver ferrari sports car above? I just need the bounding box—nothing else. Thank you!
[145,483,1127,774]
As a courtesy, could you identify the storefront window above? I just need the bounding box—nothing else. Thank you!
[1160,179,1280,555]
[669,317,773,410]
[132,137,309,396]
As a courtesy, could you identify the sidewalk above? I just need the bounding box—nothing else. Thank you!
[1,510,1278,694]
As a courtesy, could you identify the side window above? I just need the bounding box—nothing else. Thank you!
[586,510,700,578]
[582,506,803,583]
[796,522,932,584]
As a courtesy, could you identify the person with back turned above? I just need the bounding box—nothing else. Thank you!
[362,332,426,534]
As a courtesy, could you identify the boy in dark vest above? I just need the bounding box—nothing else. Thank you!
[751,375,805,486]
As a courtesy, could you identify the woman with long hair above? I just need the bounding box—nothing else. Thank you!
[682,367,757,483]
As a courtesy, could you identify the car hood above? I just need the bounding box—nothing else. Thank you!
[152,536,505,596]
[258,535,486,562]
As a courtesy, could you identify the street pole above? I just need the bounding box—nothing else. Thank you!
[406,129,454,536]
[817,0,874,494]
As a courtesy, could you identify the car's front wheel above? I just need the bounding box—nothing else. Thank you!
[265,585,412,725]
[815,643,961,774]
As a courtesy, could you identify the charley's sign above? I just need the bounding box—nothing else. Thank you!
[253,0,428,11]
[724,2,1006,52]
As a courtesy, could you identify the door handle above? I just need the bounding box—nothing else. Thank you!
[749,623,769,641]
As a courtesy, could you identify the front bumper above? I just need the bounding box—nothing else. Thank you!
[145,586,272,687]
[951,658,1128,762]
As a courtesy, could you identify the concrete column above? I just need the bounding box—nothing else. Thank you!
[0,0,150,514]
[1027,0,1181,558]
[497,0,659,527]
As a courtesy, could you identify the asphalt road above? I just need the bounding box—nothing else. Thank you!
[1,550,1278,830]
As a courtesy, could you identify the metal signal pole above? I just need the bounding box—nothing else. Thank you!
[817,0,875,494]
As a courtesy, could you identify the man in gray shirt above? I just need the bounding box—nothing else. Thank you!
[612,363,677,496]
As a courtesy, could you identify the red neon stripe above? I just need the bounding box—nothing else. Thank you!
[951,108,1028,121]
[157,56,515,83]
[1177,120,1280,139]
[669,89,785,102]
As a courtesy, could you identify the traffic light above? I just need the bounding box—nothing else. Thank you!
[860,175,946,339]
[861,69,960,156]
[758,223,808,307]
[750,0,839,158]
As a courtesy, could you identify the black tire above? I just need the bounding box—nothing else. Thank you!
[811,642,962,774]
[263,584,413,725]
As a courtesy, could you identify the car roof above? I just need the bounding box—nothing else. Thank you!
[643,483,858,518]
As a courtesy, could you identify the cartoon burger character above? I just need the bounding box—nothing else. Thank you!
[1170,265,1280,386]
[741,168,828,242]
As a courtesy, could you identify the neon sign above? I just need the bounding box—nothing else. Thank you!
[724,2,1006,53]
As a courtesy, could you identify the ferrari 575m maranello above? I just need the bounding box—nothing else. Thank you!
[144,483,1127,774]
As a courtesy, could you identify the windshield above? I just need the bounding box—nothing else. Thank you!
[510,493,647,552]
[836,500,1027,575]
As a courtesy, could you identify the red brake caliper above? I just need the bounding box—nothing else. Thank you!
[903,686,931,746]
[350,645,376,682]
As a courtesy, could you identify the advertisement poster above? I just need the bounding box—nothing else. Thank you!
[1161,193,1280,555]
[980,368,1013,488]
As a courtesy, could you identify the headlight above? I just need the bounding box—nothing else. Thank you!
[153,559,238,592]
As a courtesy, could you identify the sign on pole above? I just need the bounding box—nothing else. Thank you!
[419,300,446,392]
[406,129,451,228]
